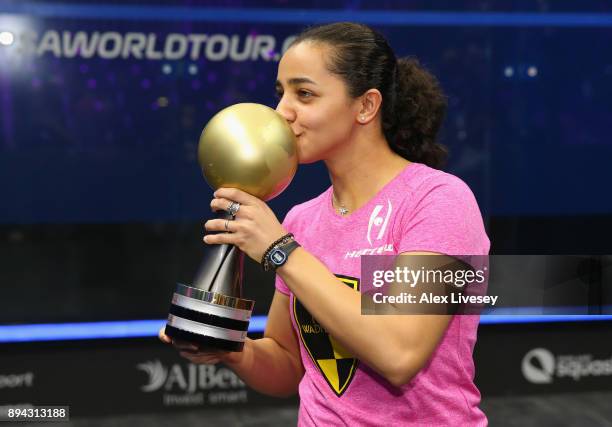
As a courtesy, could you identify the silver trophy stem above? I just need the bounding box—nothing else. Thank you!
[165,212,254,351]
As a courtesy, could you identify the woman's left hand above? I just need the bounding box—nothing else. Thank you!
[204,187,288,264]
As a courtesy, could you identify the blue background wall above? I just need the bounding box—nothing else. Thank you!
[1,1,611,324]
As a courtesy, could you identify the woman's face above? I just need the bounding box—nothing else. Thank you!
[275,42,361,164]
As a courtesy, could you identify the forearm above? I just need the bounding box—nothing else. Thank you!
[276,248,421,385]
[224,337,303,398]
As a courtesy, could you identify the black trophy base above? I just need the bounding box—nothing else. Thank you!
[165,283,254,353]
[164,324,245,352]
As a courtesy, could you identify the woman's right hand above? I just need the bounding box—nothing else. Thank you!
[158,326,243,365]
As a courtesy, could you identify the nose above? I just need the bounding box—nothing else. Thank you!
[275,96,296,124]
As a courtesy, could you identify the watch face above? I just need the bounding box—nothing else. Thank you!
[270,249,287,265]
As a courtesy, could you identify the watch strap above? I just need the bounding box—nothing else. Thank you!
[266,240,301,272]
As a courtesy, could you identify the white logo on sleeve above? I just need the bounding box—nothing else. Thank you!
[367,199,392,246]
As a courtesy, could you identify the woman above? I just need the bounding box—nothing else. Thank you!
[160,22,489,426]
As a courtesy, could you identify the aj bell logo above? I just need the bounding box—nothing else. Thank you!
[137,360,244,394]
[521,348,612,384]
[138,360,168,392]
[367,200,392,246]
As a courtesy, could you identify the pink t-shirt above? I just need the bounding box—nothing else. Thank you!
[275,162,490,426]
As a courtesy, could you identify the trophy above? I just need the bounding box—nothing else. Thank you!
[164,103,298,352]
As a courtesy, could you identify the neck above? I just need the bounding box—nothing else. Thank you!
[324,129,410,214]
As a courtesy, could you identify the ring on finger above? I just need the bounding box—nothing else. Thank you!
[224,219,231,232]
[227,201,241,217]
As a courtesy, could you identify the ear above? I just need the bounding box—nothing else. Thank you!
[356,89,383,124]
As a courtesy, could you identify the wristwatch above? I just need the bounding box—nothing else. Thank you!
[266,239,301,271]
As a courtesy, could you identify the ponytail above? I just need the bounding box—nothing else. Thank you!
[386,58,448,169]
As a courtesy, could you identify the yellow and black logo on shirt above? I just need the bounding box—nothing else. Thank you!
[293,274,360,397]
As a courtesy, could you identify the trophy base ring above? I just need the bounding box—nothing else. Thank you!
[165,283,254,353]
[164,324,245,352]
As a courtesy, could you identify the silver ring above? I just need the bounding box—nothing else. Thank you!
[224,219,231,232]
[227,201,241,217]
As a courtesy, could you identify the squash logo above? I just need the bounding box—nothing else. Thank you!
[521,348,612,384]
[293,275,359,397]
[522,348,555,384]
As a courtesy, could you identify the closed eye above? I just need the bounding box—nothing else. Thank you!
[273,87,314,100]
[298,89,313,99]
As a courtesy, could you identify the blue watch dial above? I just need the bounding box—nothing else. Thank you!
[270,249,287,265]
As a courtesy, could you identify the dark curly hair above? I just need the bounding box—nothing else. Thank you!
[290,22,448,169]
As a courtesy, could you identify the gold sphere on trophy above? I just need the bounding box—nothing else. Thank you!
[198,103,298,201]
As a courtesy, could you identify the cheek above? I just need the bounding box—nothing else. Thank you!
[303,106,352,141]
[297,124,351,163]
[294,102,354,162]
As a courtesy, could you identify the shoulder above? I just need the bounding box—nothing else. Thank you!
[393,163,489,255]
[402,163,475,202]
[392,163,480,218]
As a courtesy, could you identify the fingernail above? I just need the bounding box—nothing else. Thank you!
[203,235,209,243]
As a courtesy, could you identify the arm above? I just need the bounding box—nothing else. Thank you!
[166,290,304,398]
[277,250,451,387]
[225,290,304,397]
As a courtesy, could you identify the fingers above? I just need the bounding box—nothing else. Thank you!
[204,231,236,245]
[172,339,198,352]
[214,188,258,206]
[158,326,171,344]
[159,327,228,365]
[210,197,239,214]
[178,346,229,365]
[203,217,242,245]
[180,352,222,365]
[210,198,253,222]
[204,218,233,232]
[160,329,199,353]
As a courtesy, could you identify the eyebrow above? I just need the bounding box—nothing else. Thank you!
[275,77,317,87]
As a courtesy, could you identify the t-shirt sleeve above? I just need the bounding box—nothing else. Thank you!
[275,274,291,296]
[395,175,490,256]
[273,207,297,296]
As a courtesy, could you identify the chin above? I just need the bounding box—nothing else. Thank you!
[298,157,320,165]
[295,144,320,165]
[295,136,329,164]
